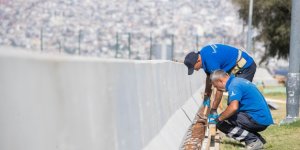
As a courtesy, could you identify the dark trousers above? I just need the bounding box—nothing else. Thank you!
[217,112,267,145]
[236,62,257,82]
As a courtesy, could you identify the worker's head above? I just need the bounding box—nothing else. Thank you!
[210,70,229,91]
[184,51,202,75]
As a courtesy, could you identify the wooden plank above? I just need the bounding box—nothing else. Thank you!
[214,131,220,150]
[207,87,220,150]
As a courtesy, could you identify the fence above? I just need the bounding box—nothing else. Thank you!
[33,27,244,60]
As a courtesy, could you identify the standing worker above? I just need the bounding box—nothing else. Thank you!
[184,44,256,121]
[209,70,273,149]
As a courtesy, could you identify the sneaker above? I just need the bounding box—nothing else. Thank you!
[246,139,264,150]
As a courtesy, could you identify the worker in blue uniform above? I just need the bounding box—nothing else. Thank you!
[184,44,257,128]
[209,70,273,150]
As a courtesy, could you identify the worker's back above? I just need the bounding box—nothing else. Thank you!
[226,75,274,126]
[199,44,253,74]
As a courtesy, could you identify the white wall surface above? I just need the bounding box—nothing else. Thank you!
[0,50,205,150]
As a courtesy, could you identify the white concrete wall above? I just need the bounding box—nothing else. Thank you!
[0,50,205,150]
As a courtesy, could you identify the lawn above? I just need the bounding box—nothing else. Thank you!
[220,86,300,150]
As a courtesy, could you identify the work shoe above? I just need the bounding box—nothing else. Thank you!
[246,139,264,150]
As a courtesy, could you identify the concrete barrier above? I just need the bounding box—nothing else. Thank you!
[0,50,205,150]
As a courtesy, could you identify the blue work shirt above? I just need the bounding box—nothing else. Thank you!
[225,75,274,126]
[199,44,253,74]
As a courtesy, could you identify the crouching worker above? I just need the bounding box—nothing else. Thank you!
[208,70,273,150]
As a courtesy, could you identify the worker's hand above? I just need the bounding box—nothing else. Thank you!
[208,109,219,124]
[208,114,219,124]
[203,96,210,107]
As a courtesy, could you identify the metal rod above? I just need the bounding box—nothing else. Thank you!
[40,27,43,52]
[196,34,199,51]
[282,0,300,124]
[78,29,82,55]
[58,40,61,53]
[149,32,152,60]
[97,29,102,55]
[171,34,174,60]
[246,0,253,54]
[62,36,65,54]
[128,32,131,59]
[115,32,119,58]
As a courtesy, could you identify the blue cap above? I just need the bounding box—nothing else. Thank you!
[184,51,199,75]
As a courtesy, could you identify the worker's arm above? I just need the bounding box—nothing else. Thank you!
[204,74,212,98]
[211,90,223,110]
[204,74,223,115]
[218,100,239,121]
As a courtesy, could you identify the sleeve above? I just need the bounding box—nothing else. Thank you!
[228,86,242,103]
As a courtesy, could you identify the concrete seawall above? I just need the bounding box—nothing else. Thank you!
[0,50,205,150]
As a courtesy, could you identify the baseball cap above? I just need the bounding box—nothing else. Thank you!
[184,51,199,75]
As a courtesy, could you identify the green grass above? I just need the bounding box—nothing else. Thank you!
[261,121,300,150]
[260,86,286,100]
[221,120,300,150]
[263,92,286,100]
[220,86,300,150]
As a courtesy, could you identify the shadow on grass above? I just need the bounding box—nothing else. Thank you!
[221,139,244,148]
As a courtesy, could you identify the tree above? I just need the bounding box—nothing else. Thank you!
[232,0,291,63]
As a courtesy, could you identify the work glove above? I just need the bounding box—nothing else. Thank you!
[208,109,219,124]
[203,96,210,107]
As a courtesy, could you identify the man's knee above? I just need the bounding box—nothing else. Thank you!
[216,120,228,132]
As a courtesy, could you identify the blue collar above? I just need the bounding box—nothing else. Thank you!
[225,75,235,91]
